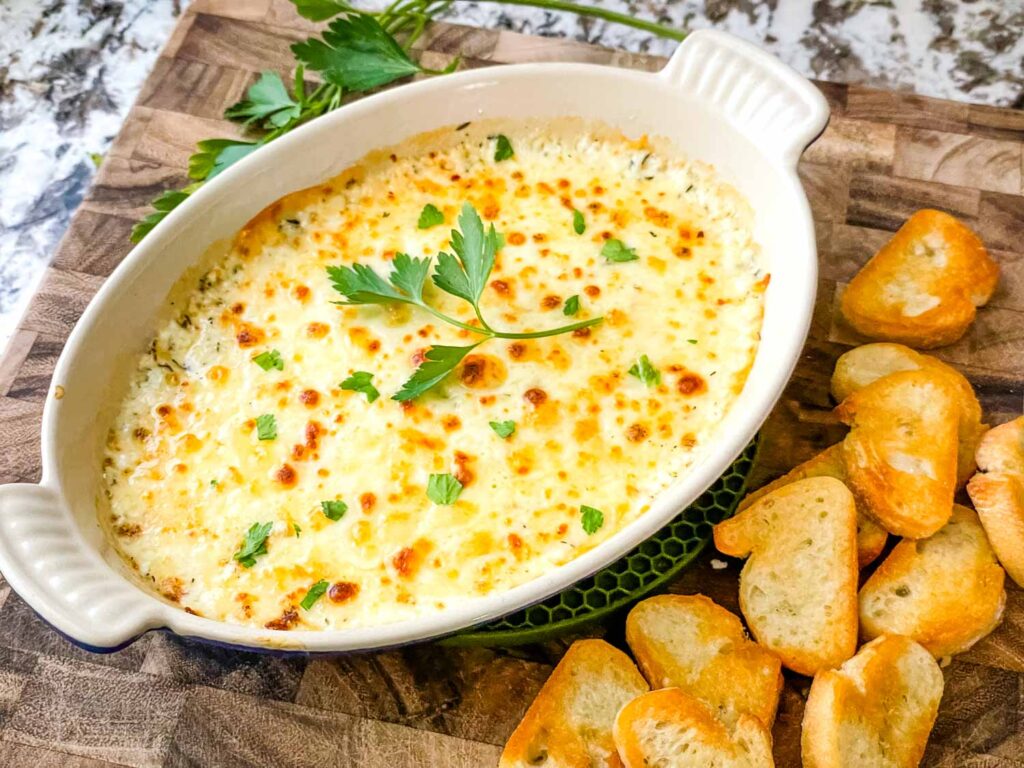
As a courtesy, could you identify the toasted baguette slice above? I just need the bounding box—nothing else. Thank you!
[859,505,1006,657]
[500,639,648,768]
[738,444,887,567]
[967,416,1024,586]
[831,343,987,486]
[614,688,774,768]
[713,477,859,676]
[801,635,944,768]
[625,595,783,729]
[836,369,959,538]
[839,209,999,348]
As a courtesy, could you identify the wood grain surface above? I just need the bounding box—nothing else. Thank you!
[1,1,1023,765]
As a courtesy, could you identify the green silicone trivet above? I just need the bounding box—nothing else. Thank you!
[442,437,759,647]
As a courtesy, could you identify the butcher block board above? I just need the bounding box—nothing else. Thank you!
[1,1,1024,765]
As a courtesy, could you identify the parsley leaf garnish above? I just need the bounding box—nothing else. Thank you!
[581,505,604,535]
[130,184,200,243]
[493,134,514,162]
[234,521,273,567]
[292,14,423,91]
[601,238,639,263]
[563,295,580,316]
[340,371,380,403]
[292,0,347,21]
[329,202,603,400]
[252,349,284,371]
[256,414,277,440]
[300,579,330,610]
[188,139,260,181]
[427,473,464,504]
[628,355,661,387]
[393,343,479,402]
[224,71,301,128]
[490,420,516,439]
[418,203,445,229]
[572,209,585,235]
[321,500,348,521]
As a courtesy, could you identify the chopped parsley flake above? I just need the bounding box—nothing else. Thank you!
[601,239,638,263]
[417,203,444,229]
[628,355,661,387]
[489,420,516,439]
[340,371,380,403]
[293,523,302,538]
[493,134,514,162]
[321,500,348,521]
[256,413,277,440]
[687,338,698,344]
[563,295,580,316]
[427,473,463,505]
[252,349,284,371]
[572,209,585,235]
[300,579,329,610]
[233,521,273,568]
[581,505,604,535]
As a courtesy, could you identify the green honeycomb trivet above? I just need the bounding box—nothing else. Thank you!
[443,437,759,647]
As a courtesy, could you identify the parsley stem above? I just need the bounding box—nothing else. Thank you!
[448,0,686,42]
[418,302,491,336]
[491,316,603,340]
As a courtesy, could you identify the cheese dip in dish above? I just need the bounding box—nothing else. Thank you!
[101,118,767,631]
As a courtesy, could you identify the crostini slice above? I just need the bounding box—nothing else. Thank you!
[831,342,987,486]
[500,639,649,768]
[714,476,859,676]
[839,209,999,348]
[836,369,959,538]
[801,635,944,768]
[614,688,774,768]
[859,505,1006,658]
[967,416,1024,587]
[737,443,887,568]
[625,594,784,729]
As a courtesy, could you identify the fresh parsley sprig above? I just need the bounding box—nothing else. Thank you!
[328,203,603,400]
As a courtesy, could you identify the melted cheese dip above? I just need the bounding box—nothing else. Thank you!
[102,119,767,630]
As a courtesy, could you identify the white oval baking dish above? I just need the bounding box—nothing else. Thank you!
[0,29,827,653]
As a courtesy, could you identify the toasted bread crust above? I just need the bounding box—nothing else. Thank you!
[801,635,944,768]
[714,477,859,676]
[967,416,1024,587]
[614,688,774,768]
[831,343,987,486]
[500,639,648,768]
[839,209,999,348]
[836,369,959,538]
[859,505,1006,657]
[625,595,783,728]
[738,443,887,567]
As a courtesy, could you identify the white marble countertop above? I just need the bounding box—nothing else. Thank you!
[1,0,1023,351]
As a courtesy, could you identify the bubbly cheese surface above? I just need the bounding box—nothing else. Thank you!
[102,119,767,631]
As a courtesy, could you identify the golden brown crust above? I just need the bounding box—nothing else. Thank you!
[625,594,783,728]
[830,343,987,487]
[613,688,774,768]
[839,209,998,348]
[714,477,859,676]
[499,639,648,768]
[859,505,1006,657]
[738,443,887,567]
[801,635,944,768]
[967,416,1024,587]
[836,369,959,538]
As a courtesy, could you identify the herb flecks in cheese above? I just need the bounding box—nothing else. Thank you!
[102,118,766,630]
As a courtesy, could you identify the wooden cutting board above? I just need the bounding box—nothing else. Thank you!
[1,1,1023,765]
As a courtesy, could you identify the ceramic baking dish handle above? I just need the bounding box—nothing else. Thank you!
[0,483,162,650]
[659,30,830,166]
